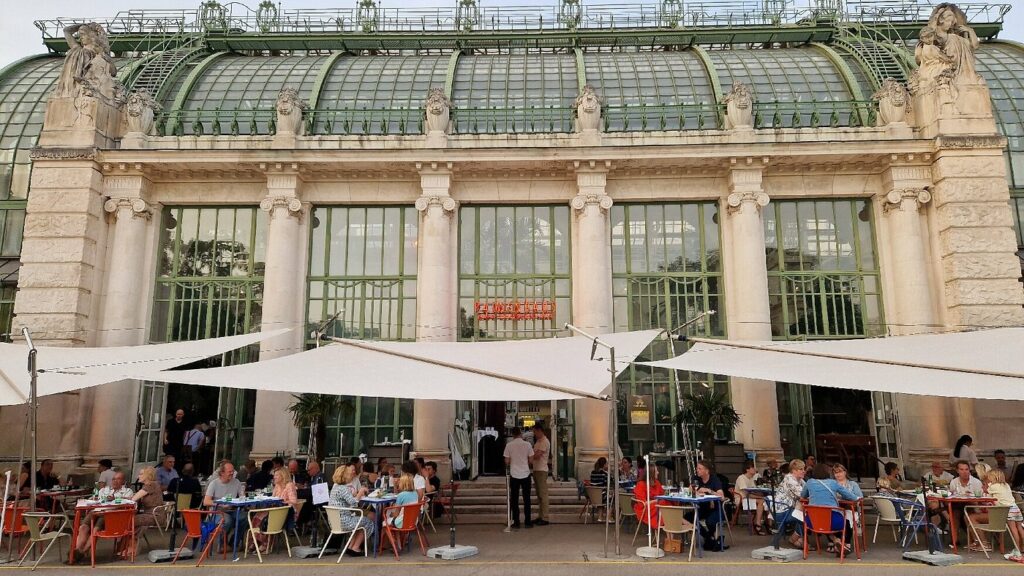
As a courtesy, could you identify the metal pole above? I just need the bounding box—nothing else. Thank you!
[0,470,9,563]
[610,346,621,556]
[23,328,37,512]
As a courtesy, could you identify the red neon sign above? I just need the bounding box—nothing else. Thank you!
[474,299,556,321]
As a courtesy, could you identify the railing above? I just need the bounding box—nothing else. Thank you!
[34,0,1010,39]
[153,99,877,137]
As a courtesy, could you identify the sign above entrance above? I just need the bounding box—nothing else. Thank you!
[473,299,556,321]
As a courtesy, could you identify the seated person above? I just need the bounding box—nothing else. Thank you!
[423,461,444,518]
[967,469,1023,554]
[876,462,903,494]
[75,467,164,560]
[167,463,202,507]
[691,460,727,552]
[246,459,273,492]
[36,459,63,490]
[329,464,374,556]
[801,463,859,555]
[619,457,637,483]
[633,459,664,528]
[288,459,310,488]
[948,460,984,534]
[156,455,179,491]
[97,471,134,501]
[96,459,115,489]
[203,462,247,538]
[735,459,766,534]
[924,461,954,486]
[772,459,807,548]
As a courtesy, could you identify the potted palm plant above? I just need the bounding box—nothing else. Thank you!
[287,393,351,465]
[674,389,741,467]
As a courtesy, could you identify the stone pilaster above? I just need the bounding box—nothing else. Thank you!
[250,163,308,460]
[570,160,614,479]
[413,162,457,479]
[722,158,781,460]
[86,166,155,463]
[930,136,1024,451]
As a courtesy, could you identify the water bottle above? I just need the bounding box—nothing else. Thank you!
[92,482,99,499]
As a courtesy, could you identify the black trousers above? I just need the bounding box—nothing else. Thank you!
[510,475,532,525]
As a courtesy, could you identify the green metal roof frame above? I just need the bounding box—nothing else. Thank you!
[308,51,348,111]
[168,51,230,115]
[811,42,870,125]
[976,40,1024,187]
[691,45,723,126]
[117,52,160,87]
[444,51,461,99]
[573,48,586,91]
[0,57,62,200]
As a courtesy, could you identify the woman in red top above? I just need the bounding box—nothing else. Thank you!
[633,460,665,527]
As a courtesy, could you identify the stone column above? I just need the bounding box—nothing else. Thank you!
[250,163,308,460]
[570,161,614,479]
[930,137,1024,450]
[413,162,457,478]
[723,159,781,459]
[87,168,154,462]
[877,166,950,463]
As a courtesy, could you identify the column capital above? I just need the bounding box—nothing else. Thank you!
[882,188,931,214]
[726,190,770,214]
[415,194,458,214]
[103,197,152,220]
[259,195,305,221]
[570,192,613,215]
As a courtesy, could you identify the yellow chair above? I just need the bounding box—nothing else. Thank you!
[244,506,292,563]
[965,505,1018,559]
[655,504,696,561]
[17,512,69,571]
[320,506,369,563]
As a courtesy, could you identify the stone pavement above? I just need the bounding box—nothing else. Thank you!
[2,522,1017,575]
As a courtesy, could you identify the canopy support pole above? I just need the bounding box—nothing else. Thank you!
[22,328,37,513]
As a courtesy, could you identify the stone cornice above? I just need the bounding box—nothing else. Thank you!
[31,146,98,160]
[935,135,1007,151]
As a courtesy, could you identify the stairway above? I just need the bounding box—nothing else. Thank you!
[127,43,205,99]
[450,476,592,524]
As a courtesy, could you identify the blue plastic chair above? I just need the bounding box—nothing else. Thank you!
[887,497,927,550]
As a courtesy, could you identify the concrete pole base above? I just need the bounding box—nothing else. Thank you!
[751,546,803,562]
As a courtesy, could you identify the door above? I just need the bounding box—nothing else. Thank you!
[215,387,257,468]
[776,382,815,460]
[133,381,168,475]
[871,391,901,471]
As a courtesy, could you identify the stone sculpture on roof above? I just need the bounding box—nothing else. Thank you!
[55,23,121,103]
[574,84,602,132]
[424,87,451,134]
[275,86,307,136]
[909,3,990,121]
[723,81,754,129]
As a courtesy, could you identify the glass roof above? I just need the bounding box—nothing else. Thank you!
[451,54,577,133]
[975,42,1024,189]
[708,47,854,126]
[0,57,62,201]
[583,51,718,130]
[179,55,325,135]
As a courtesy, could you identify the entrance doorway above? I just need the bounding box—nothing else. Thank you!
[778,383,894,479]
[166,383,219,475]
[472,400,575,480]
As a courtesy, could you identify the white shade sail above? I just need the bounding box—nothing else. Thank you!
[0,330,288,406]
[640,328,1024,400]
[128,330,663,401]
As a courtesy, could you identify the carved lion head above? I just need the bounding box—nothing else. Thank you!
[125,89,161,117]
[276,87,306,116]
[574,85,601,114]
[724,82,752,108]
[425,87,450,116]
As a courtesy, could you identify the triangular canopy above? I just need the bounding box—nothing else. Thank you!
[128,330,663,401]
[640,328,1024,400]
[0,330,288,406]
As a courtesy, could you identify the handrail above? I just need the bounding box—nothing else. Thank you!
[33,1,1011,39]
[152,98,878,137]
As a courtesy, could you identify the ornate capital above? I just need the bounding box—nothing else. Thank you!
[570,193,613,215]
[103,197,151,220]
[883,188,931,213]
[259,195,304,220]
[415,195,458,214]
[726,190,769,214]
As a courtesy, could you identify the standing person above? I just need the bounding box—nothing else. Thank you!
[531,424,551,526]
[163,409,188,466]
[949,435,979,468]
[182,422,205,467]
[96,459,115,489]
[503,427,534,529]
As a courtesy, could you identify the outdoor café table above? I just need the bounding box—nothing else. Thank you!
[935,494,995,553]
[656,493,724,558]
[362,493,398,558]
[838,499,866,558]
[38,487,88,513]
[68,499,137,564]
[213,495,283,561]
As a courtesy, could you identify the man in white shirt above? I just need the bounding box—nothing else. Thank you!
[950,460,983,496]
[503,427,534,529]
[925,461,954,486]
[97,471,134,501]
[530,424,551,526]
[96,459,115,489]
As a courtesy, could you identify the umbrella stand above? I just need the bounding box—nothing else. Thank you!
[635,454,664,559]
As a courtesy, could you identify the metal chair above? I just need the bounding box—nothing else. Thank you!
[2,504,29,560]
[174,509,226,566]
[320,505,368,563]
[629,498,647,545]
[379,501,428,560]
[965,505,1017,559]
[244,506,292,563]
[870,495,904,544]
[286,500,305,547]
[435,482,460,523]
[581,486,606,523]
[17,512,69,571]
[89,508,136,567]
[174,492,193,527]
[655,504,696,561]
[803,505,848,563]
[887,497,928,550]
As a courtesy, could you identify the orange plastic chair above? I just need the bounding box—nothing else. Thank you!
[3,505,30,559]
[90,508,136,567]
[174,509,227,566]
[434,483,460,522]
[803,505,848,563]
[379,501,428,560]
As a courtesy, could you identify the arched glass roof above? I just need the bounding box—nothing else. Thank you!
[708,48,855,126]
[0,57,62,201]
[317,54,447,135]
[975,42,1024,189]
[178,55,325,135]
[583,51,717,130]
[451,54,577,133]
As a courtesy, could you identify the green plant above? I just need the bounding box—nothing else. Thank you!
[287,394,351,464]
[674,389,741,467]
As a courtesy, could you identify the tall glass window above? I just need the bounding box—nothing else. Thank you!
[1010,192,1024,280]
[151,206,267,464]
[306,206,417,457]
[0,207,24,339]
[764,199,883,339]
[610,202,727,452]
[458,205,571,340]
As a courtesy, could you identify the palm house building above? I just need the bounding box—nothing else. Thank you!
[1,0,1023,483]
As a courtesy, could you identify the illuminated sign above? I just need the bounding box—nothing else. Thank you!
[628,394,654,441]
[474,299,556,321]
